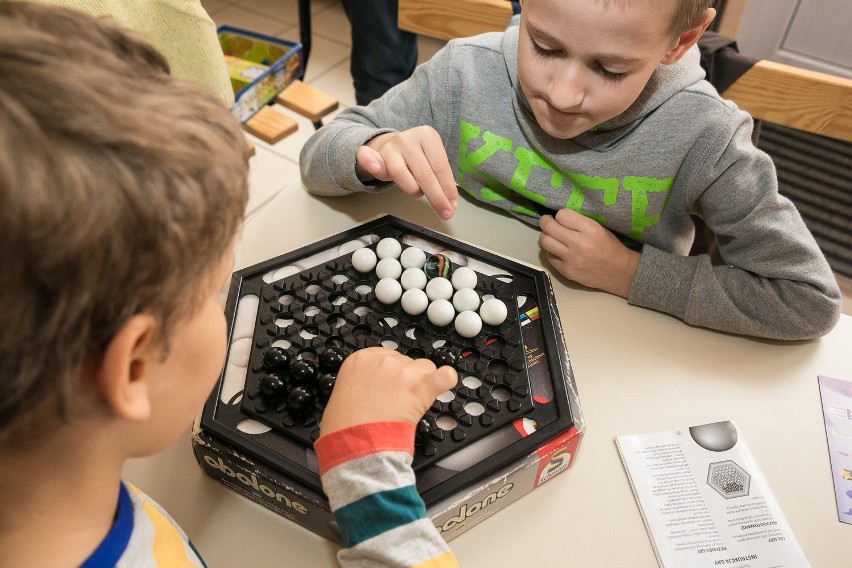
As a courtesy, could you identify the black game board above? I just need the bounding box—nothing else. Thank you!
[200,215,576,506]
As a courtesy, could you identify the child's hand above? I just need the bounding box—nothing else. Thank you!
[539,209,641,298]
[320,347,457,436]
[356,127,459,221]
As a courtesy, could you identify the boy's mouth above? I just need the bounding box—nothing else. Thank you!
[541,98,584,118]
[541,102,586,126]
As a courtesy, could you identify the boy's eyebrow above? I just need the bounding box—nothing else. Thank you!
[526,22,643,65]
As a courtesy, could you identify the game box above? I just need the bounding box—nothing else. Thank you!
[218,26,303,123]
[193,215,585,542]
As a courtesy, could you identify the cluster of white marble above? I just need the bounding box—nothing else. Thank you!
[351,238,508,338]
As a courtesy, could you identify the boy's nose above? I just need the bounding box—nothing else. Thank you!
[547,63,585,111]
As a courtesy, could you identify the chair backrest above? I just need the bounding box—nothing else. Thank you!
[398,0,512,41]
[721,59,852,143]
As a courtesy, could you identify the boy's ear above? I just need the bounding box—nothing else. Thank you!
[92,314,158,422]
[661,8,716,64]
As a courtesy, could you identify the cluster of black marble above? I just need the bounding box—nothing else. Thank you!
[253,347,346,415]
[249,341,462,449]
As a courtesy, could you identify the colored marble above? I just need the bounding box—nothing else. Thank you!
[424,253,453,279]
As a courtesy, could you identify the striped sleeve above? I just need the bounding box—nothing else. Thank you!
[315,422,458,568]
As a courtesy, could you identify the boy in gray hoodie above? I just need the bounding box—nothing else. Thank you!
[300,0,842,341]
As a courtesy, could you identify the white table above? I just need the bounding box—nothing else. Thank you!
[124,118,852,566]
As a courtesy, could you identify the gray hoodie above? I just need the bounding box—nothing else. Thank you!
[300,27,841,340]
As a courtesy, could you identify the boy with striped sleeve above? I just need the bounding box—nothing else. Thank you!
[0,4,458,566]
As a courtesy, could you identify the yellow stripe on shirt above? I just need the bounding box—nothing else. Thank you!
[412,551,460,568]
[127,485,200,567]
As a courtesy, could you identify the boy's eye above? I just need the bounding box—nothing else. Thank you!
[530,39,559,58]
[594,62,627,81]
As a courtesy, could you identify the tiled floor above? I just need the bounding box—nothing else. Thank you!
[203,0,852,316]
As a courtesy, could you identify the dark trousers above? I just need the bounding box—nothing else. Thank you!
[341,0,417,105]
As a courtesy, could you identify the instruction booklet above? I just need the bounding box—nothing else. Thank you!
[615,421,809,568]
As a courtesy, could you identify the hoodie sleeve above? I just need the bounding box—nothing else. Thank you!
[299,41,456,197]
[314,422,458,568]
[629,107,842,340]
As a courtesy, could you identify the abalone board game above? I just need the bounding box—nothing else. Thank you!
[199,215,578,507]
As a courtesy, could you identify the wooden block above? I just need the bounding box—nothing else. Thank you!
[245,138,256,157]
[276,80,339,122]
[243,106,298,144]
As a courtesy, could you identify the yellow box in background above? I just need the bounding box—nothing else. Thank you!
[218,26,303,123]
[225,54,269,94]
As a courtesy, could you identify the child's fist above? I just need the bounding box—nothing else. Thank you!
[539,209,640,298]
[319,347,457,436]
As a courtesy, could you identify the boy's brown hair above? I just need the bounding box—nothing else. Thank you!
[0,3,249,442]
[669,0,716,35]
[584,1,716,35]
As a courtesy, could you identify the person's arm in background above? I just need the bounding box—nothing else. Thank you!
[341,0,417,106]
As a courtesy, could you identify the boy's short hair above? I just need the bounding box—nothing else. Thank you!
[0,3,249,442]
[669,0,716,35]
[585,1,715,36]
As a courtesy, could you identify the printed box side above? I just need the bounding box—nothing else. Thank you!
[193,422,582,544]
[191,427,339,542]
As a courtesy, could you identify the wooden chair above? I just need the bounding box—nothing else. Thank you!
[720,59,852,143]
[398,0,512,41]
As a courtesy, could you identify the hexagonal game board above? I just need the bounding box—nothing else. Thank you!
[201,215,576,506]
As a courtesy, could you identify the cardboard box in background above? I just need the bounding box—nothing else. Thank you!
[217,26,302,123]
